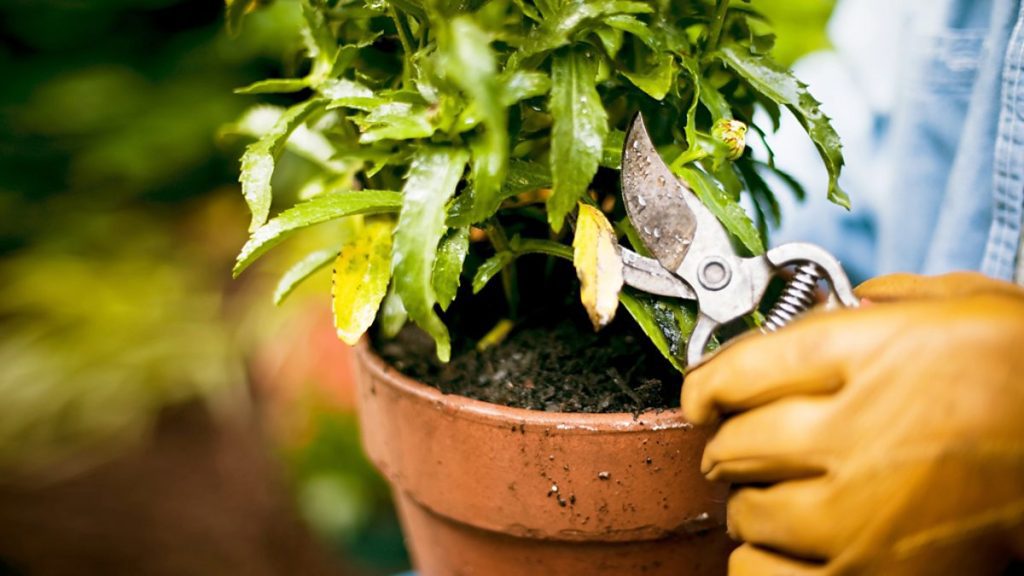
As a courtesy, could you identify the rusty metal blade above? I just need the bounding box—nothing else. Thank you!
[620,114,697,273]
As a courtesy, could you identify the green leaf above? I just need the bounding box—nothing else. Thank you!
[472,251,516,293]
[471,237,573,295]
[225,105,350,175]
[301,1,339,82]
[389,0,426,20]
[274,246,340,305]
[618,290,693,373]
[320,78,374,99]
[675,166,765,255]
[234,189,401,276]
[513,0,542,21]
[332,220,393,345]
[447,160,552,225]
[679,55,701,150]
[716,44,848,208]
[239,98,327,231]
[600,129,626,169]
[354,101,436,143]
[379,284,408,339]
[698,76,732,121]
[509,238,574,260]
[235,78,310,94]
[621,52,676,100]
[225,0,256,36]
[594,25,624,59]
[392,148,469,362]
[501,71,551,105]
[432,227,470,311]
[604,14,658,49]
[522,0,654,57]
[439,17,508,222]
[548,46,608,232]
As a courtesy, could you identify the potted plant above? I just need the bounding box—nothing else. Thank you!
[226,0,846,573]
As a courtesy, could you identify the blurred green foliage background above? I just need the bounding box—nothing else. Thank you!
[0,0,832,573]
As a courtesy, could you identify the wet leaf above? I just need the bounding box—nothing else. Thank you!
[573,203,623,330]
[594,25,624,59]
[501,71,551,106]
[432,227,470,311]
[332,221,393,345]
[548,46,608,232]
[234,189,401,276]
[698,77,732,121]
[225,105,350,175]
[600,129,626,169]
[274,246,340,305]
[320,78,374,100]
[439,17,508,222]
[235,78,310,94]
[622,52,676,100]
[715,44,848,209]
[379,285,408,339]
[239,98,327,231]
[392,148,468,362]
[675,166,764,255]
[301,1,338,82]
[355,101,436,143]
[523,0,653,57]
[447,160,551,225]
[472,251,516,294]
[605,14,657,49]
[618,290,691,372]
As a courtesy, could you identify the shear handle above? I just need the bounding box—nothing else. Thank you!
[684,243,858,370]
[765,242,860,308]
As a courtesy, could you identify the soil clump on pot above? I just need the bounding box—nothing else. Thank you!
[373,310,681,414]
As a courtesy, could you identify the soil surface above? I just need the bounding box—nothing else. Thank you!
[374,310,682,415]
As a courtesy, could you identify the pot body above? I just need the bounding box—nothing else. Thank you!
[353,344,732,576]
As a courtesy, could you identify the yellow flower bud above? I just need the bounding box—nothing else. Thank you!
[711,118,747,160]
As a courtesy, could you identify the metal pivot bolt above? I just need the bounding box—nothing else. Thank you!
[697,257,732,291]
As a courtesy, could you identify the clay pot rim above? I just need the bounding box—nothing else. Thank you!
[355,340,693,433]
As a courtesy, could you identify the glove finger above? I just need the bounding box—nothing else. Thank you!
[728,479,838,562]
[702,397,830,482]
[682,310,855,424]
[729,543,825,576]
[855,272,1022,302]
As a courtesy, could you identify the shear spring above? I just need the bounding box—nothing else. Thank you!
[763,263,823,332]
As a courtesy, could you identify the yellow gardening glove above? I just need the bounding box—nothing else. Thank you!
[682,273,1024,575]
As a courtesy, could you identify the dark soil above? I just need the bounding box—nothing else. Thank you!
[373,309,682,415]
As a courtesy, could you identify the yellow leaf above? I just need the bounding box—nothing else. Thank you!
[573,203,624,330]
[331,220,393,344]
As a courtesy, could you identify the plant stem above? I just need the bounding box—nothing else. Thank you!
[485,219,520,319]
[707,0,730,51]
[670,148,709,172]
[477,318,516,351]
[389,6,416,87]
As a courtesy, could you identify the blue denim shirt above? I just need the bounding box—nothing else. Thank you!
[769,0,1024,286]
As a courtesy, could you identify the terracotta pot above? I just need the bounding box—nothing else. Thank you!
[353,343,733,576]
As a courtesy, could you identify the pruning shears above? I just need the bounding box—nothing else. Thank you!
[618,114,860,367]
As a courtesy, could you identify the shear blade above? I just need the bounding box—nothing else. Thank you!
[621,249,696,300]
[621,114,698,273]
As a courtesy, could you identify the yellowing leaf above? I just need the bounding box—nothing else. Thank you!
[573,203,623,330]
[331,220,393,344]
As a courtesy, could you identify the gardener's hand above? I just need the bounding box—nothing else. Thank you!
[682,273,1024,575]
